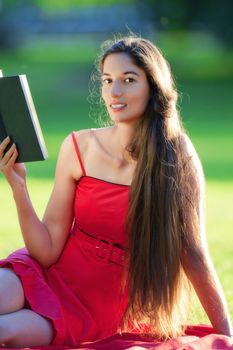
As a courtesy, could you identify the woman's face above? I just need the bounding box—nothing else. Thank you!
[101,53,150,125]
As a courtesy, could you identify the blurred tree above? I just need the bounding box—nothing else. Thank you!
[0,0,17,48]
[138,0,233,48]
[0,0,38,49]
[34,0,133,11]
[0,0,135,49]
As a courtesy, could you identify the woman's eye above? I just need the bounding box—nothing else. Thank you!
[102,78,135,85]
[125,78,135,83]
[102,79,111,84]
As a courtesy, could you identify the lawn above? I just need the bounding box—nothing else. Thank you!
[0,32,232,325]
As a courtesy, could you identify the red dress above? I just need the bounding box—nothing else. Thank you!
[0,131,130,346]
[0,132,232,350]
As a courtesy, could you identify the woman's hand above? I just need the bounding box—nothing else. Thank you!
[0,136,26,188]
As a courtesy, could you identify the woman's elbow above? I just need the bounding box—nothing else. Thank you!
[28,250,59,269]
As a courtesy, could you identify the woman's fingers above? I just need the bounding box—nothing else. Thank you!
[0,143,17,166]
[0,138,24,186]
[7,147,18,167]
[0,136,12,165]
[0,145,18,175]
[0,136,10,156]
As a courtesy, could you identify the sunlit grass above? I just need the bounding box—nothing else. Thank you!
[0,178,53,257]
[188,181,233,324]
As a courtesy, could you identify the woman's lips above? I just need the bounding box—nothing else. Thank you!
[110,103,127,112]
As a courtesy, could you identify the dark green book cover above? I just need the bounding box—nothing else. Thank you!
[0,72,48,163]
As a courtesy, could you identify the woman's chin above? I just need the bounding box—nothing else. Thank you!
[109,114,142,125]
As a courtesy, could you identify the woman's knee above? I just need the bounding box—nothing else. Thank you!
[0,267,25,314]
[0,309,54,347]
[0,318,14,345]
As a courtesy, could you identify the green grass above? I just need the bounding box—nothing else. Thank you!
[179,79,233,181]
[0,32,233,324]
[0,179,53,257]
[157,30,233,80]
[189,181,233,324]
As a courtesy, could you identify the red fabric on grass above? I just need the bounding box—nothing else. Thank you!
[3,326,233,349]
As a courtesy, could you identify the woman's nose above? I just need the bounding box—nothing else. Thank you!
[110,81,123,97]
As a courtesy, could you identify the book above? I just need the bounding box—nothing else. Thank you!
[0,71,48,162]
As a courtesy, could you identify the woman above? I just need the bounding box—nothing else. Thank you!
[0,36,232,348]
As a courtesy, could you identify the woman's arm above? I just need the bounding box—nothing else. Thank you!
[0,131,86,268]
[180,135,232,337]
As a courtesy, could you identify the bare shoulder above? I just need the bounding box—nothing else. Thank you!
[72,127,114,154]
[179,133,205,192]
[182,134,203,169]
[61,126,111,156]
[181,134,199,158]
[72,128,92,151]
[58,129,91,158]
[56,129,92,181]
[57,126,115,182]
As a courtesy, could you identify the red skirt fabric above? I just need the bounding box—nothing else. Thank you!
[2,326,233,349]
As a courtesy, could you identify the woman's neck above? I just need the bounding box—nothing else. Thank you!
[111,123,136,164]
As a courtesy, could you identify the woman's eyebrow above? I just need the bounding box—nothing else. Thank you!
[101,71,140,77]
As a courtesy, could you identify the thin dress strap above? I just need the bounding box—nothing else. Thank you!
[71,131,86,177]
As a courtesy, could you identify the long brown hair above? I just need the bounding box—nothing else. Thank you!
[99,36,199,339]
